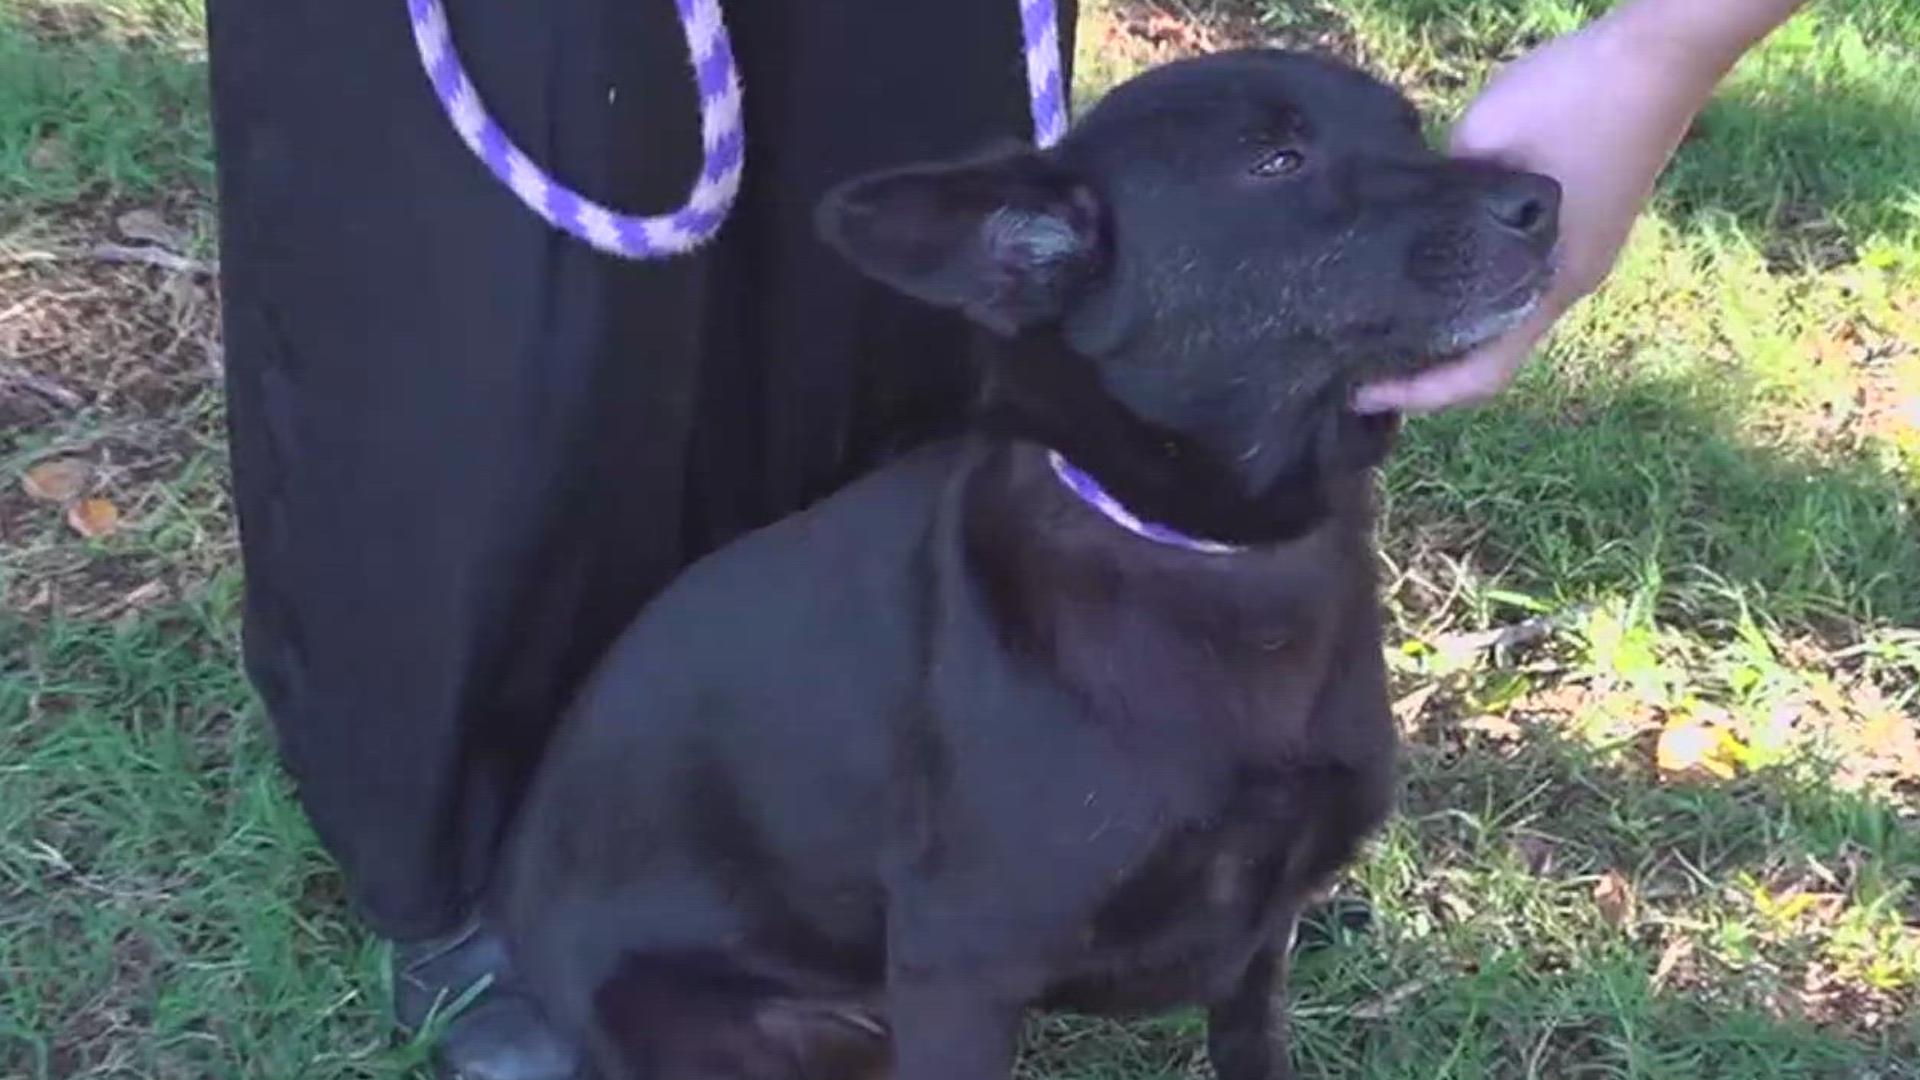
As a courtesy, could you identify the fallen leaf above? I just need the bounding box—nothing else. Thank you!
[1593,869,1638,928]
[1773,892,1822,923]
[1390,682,1439,727]
[1463,712,1523,741]
[1655,715,1743,781]
[21,457,91,502]
[1650,935,1693,991]
[67,497,120,538]
[116,207,190,252]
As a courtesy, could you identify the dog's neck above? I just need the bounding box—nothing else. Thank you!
[1045,451,1245,555]
[975,330,1394,550]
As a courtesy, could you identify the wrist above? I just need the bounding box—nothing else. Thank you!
[1604,0,1808,80]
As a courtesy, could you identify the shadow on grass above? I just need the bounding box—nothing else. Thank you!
[1018,725,1918,1079]
[1383,379,1920,635]
[4,379,1917,1079]
[12,601,1911,1080]
[1662,65,1920,255]
[1323,725,1916,1074]
[1022,383,1919,1077]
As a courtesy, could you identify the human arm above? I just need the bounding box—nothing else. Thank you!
[1352,0,1811,415]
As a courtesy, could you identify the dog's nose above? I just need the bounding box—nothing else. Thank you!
[1482,173,1561,244]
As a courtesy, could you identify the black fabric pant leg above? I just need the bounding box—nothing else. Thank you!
[207,0,1075,941]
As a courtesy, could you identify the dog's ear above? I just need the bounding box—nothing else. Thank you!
[816,151,1105,335]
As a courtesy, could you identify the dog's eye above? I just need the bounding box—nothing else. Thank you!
[1250,148,1305,178]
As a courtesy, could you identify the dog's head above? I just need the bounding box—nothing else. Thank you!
[819,49,1558,533]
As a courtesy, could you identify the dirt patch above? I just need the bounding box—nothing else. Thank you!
[1095,0,1270,58]
[42,927,167,1079]
[2,198,229,623]
[1076,0,1377,102]
[7,0,116,44]
[1083,0,1363,69]
[0,200,219,423]
[6,0,206,53]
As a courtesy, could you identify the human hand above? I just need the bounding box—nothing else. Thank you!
[1352,7,1732,415]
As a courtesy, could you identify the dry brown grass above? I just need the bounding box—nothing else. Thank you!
[2,198,229,623]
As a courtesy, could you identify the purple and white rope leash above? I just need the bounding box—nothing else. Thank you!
[406,0,1068,261]
[409,0,1232,553]
[1019,0,1071,148]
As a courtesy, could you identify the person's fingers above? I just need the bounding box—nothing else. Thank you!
[1352,356,1503,414]
[1352,307,1549,414]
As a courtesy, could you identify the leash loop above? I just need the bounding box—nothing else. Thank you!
[1021,0,1070,148]
[407,0,744,259]
[407,0,1066,261]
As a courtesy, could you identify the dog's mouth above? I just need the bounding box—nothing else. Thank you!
[1414,265,1554,369]
[1342,257,1557,386]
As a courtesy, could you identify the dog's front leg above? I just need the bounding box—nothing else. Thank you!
[1207,914,1299,1080]
[885,973,1022,1080]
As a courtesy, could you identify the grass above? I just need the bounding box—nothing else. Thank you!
[0,607,420,1078]
[0,1,209,210]
[4,0,1918,1076]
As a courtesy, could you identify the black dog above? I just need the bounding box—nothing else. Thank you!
[492,48,1558,1080]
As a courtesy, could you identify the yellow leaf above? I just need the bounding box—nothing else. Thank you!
[1656,716,1742,781]
[21,457,91,502]
[1773,892,1819,923]
[66,497,120,538]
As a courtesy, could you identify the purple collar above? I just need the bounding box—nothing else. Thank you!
[1047,451,1245,555]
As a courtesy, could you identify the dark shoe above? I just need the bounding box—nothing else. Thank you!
[393,920,581,1080]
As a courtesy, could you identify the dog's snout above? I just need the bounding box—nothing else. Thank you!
[1482,173,1560,245]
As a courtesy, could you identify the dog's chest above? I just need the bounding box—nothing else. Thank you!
[1040,767,1366,1014]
